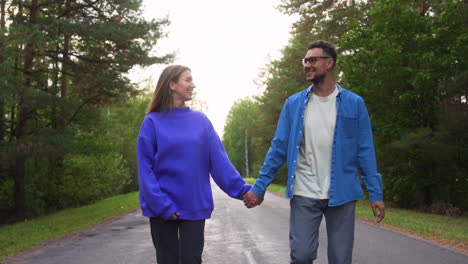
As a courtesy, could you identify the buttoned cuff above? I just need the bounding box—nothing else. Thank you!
[250,184,266,198]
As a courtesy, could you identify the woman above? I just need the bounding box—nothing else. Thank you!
[137,65,251,264]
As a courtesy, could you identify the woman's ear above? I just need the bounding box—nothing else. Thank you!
[169,81,175,91]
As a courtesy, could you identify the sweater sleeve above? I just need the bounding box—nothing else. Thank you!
[207,122,251,200]
[137,117,178,219]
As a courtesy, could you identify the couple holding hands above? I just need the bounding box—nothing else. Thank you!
[137,40,385,264]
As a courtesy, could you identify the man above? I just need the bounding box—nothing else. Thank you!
[243,40,385,264]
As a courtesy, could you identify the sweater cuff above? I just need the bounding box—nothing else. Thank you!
[238,184,253,200]
[160,204,178,220]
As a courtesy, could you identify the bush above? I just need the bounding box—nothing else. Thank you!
[422,203,462,217]
[381,128,468,211]
[59,152,130,208]
[0,178,14,219]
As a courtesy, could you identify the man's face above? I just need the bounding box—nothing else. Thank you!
[303,48,332,84]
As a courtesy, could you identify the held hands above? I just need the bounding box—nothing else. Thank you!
[243,191,264,208]
[370,201,385,223]
[168,212,180,220]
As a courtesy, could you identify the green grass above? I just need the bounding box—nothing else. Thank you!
[355,201,468,241]
[244,178,468,244]
[0,192,139,260]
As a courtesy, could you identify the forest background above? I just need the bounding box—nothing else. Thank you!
[0,0,466,224]
[223,0,467,214]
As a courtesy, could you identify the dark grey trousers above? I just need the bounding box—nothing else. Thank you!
[290,196,356,264]
[150,217,205,264]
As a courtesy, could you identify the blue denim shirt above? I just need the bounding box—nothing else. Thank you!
[251,84,383,206]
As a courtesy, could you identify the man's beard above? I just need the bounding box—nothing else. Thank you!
[309,72,325,86]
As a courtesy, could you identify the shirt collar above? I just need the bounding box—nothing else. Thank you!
[306,83,342,98]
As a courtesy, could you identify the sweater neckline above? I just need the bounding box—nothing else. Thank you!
[151,107,191,114]
[170,107,191,112]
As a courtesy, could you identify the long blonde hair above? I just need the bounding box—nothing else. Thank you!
[146,65,191,114]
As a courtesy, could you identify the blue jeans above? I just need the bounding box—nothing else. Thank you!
[290,196,356,264]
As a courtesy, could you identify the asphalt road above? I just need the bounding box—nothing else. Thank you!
[4,183,467,264]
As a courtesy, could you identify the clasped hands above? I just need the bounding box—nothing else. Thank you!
[242,191,263,208]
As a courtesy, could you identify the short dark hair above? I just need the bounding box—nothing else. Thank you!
[308,40,337,68]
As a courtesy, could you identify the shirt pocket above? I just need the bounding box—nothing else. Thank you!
[342,116,359,139]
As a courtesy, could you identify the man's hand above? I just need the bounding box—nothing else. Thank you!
[370,201,385,223]
[168,212,180,220]
[243,191,264,208]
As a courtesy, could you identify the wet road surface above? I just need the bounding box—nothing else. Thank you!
[4,183,467,264]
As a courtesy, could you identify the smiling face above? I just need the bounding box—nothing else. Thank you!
[170,70,195,106]
[303,48,334,85]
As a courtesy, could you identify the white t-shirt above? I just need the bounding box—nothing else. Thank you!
[293,86,338,199]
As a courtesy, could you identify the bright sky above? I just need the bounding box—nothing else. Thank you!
[131,0,296,136]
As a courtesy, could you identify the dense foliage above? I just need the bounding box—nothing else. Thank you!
[223,0,467,212]
[339,0,467,210]
[0,0,172,222]
[223,99,263,178]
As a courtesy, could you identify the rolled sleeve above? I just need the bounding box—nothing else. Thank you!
[251,99,291,197]
[357,99,383,202]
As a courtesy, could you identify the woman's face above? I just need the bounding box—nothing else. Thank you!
[170,70,195,104]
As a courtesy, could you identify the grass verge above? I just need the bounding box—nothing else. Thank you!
[244,178,468,253]
[0,192,139,260]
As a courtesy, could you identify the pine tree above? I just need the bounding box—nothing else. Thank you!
[1,0,173,219]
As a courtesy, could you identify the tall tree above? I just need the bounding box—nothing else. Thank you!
[13,0,39,218]
[59,0,71,129]
[223,98,262,177]
[1,0,173,219]
[0,0,6,183]
[278,0,366,42]
[339,0,468,209]
[246,0,368,184]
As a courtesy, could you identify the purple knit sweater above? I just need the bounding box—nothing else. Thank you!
[137,107,251,220]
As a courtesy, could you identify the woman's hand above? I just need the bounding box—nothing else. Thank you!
[168,212,180,220]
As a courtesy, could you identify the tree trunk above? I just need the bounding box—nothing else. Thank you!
[59,0,71,129]
[0,0,6,182]
[244,129,249,178]
[51,46,60,129]
[0,0,4,29]
[418,3,426,16]
[14,0,39,218]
